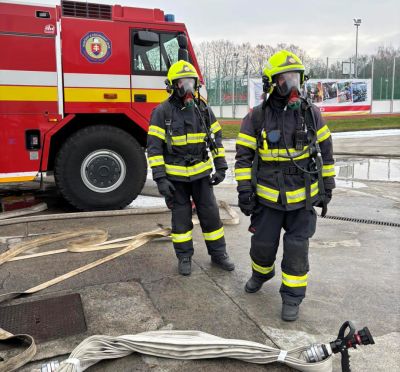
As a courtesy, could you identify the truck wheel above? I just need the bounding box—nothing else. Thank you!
[54,125,147,211]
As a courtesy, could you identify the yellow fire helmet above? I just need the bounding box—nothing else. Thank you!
[262,50,305,93]
[167,60,199,87]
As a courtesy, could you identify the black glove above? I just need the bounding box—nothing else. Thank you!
[325,189,332,205]
[315,189,332,207]
[238,191,256,216]
[156,178,176,199]
[210,170,226,186]
[315,189,332,217]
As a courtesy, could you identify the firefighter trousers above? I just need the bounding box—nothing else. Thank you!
[249,205,317,305]
[167,176,226,259]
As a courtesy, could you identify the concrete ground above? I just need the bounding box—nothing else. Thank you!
[1,133,399,372]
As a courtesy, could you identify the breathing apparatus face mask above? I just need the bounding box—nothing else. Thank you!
[274,71,301,109]
[175,78,196,107]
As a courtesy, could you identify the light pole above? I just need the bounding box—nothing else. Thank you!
[386,65,389,99]
[353,18,361,78]
[231,52,239,118]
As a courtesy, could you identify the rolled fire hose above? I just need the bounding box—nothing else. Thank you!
[55,330,332,372]
[0,329,36,372]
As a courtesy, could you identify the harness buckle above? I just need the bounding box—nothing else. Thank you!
[281,165,301,175]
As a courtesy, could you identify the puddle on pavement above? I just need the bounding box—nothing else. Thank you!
[223,157,400,187]
[127,194,167,208]
[335,158,400,183]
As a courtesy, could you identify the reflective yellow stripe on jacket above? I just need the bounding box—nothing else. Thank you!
[148,125,165,141]
[212,147,225,159]
[282,272,308,287]
[170,133,206,146]
[210,121,222,134]
[258,147,310,162]
[148,155,165,167]
[286,181,319,204]
[237,133,257,150]
[235,168,252,181]
[317,125,331,143]
[256,181,319,204]
[165,158,213,178]
[322,164,336,177]
[203,227,224,241]
[256,184,280,202]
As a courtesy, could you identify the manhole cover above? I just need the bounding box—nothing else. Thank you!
[0,293,86,343]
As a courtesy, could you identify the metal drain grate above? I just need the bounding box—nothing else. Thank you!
[228,203,400,228]
[0,293,87,343]
[319,214,400,227]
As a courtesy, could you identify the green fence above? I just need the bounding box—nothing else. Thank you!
[205,57,400,106]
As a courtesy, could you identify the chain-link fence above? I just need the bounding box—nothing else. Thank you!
[205,56,399,106]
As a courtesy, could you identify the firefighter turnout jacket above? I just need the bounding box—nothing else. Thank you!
[148,97,227,182]
[235,101,335,210]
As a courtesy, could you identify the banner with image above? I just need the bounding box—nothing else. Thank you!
[303,79,371,115]
[249,78,371,115]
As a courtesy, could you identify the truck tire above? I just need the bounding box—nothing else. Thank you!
[54,125,147,211]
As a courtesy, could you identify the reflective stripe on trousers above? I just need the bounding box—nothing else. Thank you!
[252,261,275,275]
[203,227,224,241]
[282,272,308,287]
[171,230,192,243]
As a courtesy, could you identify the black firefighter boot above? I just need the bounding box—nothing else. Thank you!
[211,253,235,271]
[281,302,300,321]
[245,273,267,293]
[178,256,192,276]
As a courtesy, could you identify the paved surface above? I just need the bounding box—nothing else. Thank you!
[1,132,400,372]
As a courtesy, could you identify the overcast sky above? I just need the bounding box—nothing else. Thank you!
[9,0,400,58]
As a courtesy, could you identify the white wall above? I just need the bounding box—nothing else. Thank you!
[210,105,248,119]
[391,100,400,113]
[372,100,391,113]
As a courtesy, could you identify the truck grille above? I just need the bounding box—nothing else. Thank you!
[61,1,112,20]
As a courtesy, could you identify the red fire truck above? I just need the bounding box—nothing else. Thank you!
[0,1,204,210]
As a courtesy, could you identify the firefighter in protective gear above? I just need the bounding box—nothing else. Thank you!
[235,50,335,321]
[147,60,235,276]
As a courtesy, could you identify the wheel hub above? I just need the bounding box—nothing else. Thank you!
[81,150,126,193]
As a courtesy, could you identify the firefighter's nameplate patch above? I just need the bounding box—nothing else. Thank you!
[81,32,112,63]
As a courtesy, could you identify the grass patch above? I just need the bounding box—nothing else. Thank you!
[220,116,400,139]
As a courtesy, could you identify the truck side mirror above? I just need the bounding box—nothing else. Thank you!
[135,31,159,46]
[178,49,188,62]
[177,34,188,49]
[177,33,188,61]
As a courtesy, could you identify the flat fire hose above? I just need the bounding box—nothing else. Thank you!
[0,228,170,304]
[0,200,238,227]
[55,330,332,372]
[0,228,170,371]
